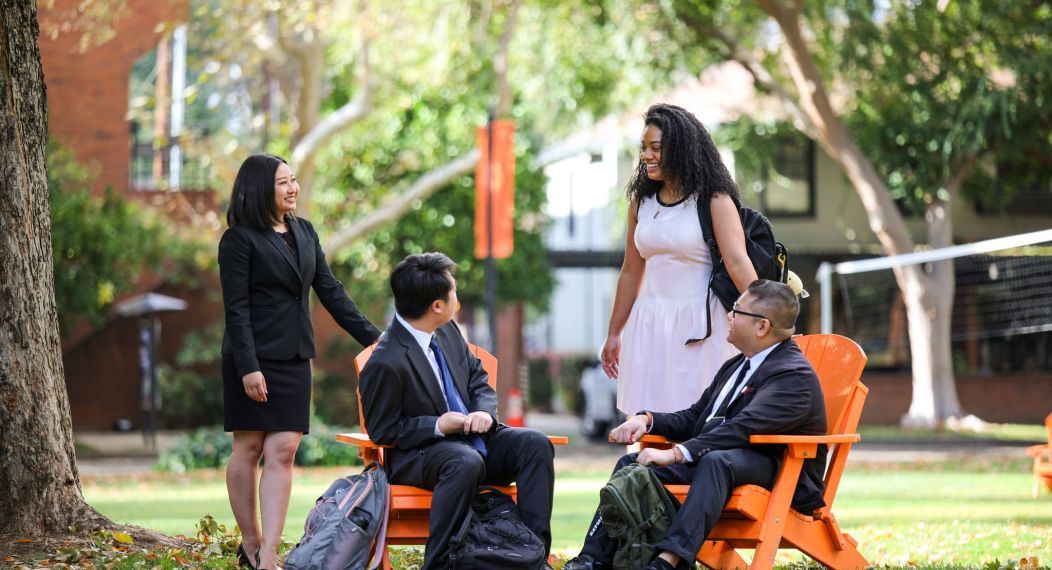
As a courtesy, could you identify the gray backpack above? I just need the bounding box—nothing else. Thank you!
[284,462,390,570]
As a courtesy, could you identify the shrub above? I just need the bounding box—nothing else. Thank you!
[48,141,202,336]
[157,421,362,473]
[158,323,225,429]
[156,427,232,473]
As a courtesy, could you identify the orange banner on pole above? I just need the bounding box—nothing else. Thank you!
[475,119,515,259]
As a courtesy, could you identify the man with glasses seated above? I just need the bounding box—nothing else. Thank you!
[563,280,827,570]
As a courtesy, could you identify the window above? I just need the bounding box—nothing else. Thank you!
[736,137,816,217]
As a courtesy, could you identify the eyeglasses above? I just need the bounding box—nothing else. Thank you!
[732,303,769,322]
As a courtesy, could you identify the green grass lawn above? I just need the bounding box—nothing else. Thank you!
[83,460,1052,568]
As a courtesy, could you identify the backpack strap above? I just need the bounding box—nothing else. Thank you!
[367,467,391,569]
[688,196,723,346]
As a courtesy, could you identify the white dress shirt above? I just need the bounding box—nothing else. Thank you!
[395,313,451,437]
[677,342,780,463]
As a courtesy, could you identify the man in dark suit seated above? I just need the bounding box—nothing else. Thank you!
[358,252,555,570]
[564,280,827,570]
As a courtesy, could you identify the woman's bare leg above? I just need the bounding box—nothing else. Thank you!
[257,431,301,569]
[227,431,265,561]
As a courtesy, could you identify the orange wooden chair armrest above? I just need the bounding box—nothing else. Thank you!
[628,433,860,445]
[1025,443,1050,458]
[335,432,392,449]
[337,432,568,448]
[749,434,861,444]
[624,434,859,460]
[750,434,861,459]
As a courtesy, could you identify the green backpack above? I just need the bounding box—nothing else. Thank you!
[597,463,683,570]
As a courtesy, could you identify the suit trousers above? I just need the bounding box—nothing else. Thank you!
[580,449,778,564]
[389,425,555,570]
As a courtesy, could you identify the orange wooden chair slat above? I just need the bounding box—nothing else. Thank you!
[637,333,870,570]
[335,341,567,566]
[1025,412,1052,498]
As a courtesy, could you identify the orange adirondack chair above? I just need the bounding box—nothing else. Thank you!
[1025,413,1052,498]
[636,333,869,570]
[336,341,568,569]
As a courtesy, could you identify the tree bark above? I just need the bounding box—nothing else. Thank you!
[0,0,107,533]
[756,0,969,427]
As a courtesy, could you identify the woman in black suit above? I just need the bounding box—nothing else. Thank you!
[219,153,380,569]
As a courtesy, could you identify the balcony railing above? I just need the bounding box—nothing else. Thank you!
[130,141,212,191]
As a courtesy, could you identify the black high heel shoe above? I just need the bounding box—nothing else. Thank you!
[236,544,258,570]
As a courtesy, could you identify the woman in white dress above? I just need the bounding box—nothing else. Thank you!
[602,103,758,414]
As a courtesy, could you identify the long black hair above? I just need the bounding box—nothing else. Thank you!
[226,153,289,229]
[626,103,740,206]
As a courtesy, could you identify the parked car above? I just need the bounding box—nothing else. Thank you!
[578,359,622,441]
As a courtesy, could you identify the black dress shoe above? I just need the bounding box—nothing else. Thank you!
[563,554,603,570]
[236,544,258,570]
[644,556,694,570]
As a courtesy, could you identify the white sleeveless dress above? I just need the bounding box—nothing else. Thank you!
[616,195,738,414]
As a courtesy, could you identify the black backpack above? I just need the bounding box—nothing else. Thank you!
[690,197,789,344]
[448,487,547,570]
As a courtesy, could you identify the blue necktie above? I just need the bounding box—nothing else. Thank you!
[430,338,487,457]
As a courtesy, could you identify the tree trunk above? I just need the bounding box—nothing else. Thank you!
[901,198,964,427]
[757,0,973,427]
[0,0,107,533]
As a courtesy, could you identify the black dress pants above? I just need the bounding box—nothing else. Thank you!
[388,425,555,570]
[579,449,778,564]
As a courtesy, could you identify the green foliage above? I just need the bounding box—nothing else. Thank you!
[714,117,809,202]
[312,366,361,427]
[48,142,202,336]
[155,427,232,472]
[168,0,701,316]
[158,322,225,428]
[155,423,361,473]
[826,0,1052,214]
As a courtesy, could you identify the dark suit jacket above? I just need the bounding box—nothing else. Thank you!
[649,338,828,513]
[358,318,498,477]
[219,216,380,377]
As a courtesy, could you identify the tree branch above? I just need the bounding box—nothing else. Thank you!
[323,150,480,256]
[758,0,915,256]
[704,26,817,137]
[322,0,521,255]
[291,37,375,173]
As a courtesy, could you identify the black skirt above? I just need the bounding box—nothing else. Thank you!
[223,354,311,434]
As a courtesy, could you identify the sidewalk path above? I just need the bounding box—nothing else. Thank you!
[75,414,1036,477]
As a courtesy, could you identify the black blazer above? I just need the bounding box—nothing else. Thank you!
[358,319,498,474]
[219,216,380,377]
[649,339,828,513]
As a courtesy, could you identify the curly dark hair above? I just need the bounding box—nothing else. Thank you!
[626,103,740,206]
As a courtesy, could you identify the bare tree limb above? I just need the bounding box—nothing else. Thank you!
[291,37,375,181]
[323,150,481,256]
[322,0,521,256]
[705,26,817,137]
